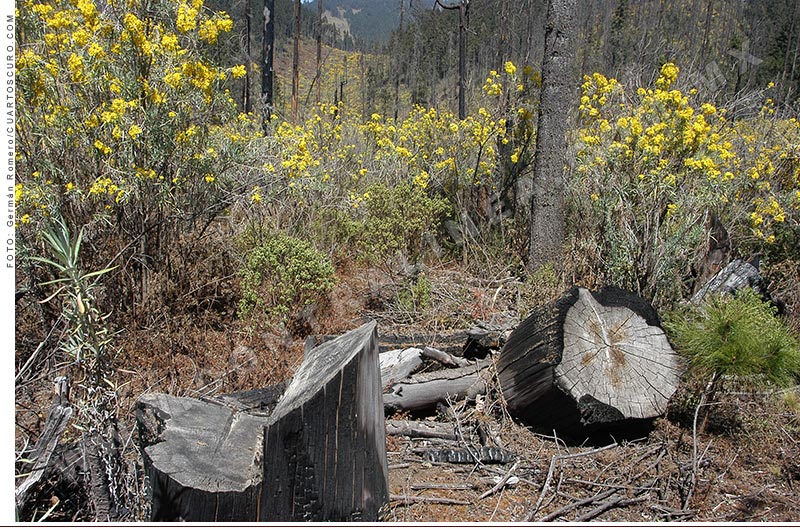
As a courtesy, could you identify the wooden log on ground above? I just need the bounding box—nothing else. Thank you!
[380,348,423,390]
[383,359,491,414]
[497,286,681,439]
[136,321,388,522]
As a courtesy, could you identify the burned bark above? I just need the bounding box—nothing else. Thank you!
[137,321,388,522]
[497,287,681,439]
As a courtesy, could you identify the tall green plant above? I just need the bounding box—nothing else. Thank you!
[34,218,117,380]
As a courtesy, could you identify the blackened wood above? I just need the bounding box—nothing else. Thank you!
[260,320,388,521]
[690,259,765,304]
[416,446,516,464]
[15,377,73,513]
[383,359,491,413]
[498,287,680,438]
[137,393,267,521]
[136,321,389,522]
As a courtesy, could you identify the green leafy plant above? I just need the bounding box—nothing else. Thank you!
[33,218,117,380]
[354,181,450,264]
[665,288,800,387]
[237,233,336,324]
[395,273,432,314]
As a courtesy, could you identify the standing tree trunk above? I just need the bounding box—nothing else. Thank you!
[292,0,301,124]
[316,0,323,105]
[435,0,468,120]
[261,0,275,129]
[457,1,467,120]
[243,0,252,113]
[526,0,578,270]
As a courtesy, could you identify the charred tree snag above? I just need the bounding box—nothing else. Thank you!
[136,321,388,522]
[497,287,681,439]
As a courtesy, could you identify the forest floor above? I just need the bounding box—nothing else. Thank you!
[14,261,800,523]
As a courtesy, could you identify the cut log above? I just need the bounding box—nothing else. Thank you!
[380,348,424,390]
[262,320,388,521]
[137,393,267,521]
[383,359,491,414]
[136,321,388,522]
[497,286,681,439]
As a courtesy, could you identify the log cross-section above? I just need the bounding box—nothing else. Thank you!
[497,287,681,439]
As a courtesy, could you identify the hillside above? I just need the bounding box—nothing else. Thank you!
[305,0,437,45]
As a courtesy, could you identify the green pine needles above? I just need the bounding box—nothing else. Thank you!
[665,288,800,389]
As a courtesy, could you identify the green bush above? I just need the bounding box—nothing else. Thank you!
[664,288,800,388]
[355,181,450,264]
[238,233,336,324]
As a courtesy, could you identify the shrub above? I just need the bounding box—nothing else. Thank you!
[237,234,336,325]
[664,288,800,389]
[353,181,450,264]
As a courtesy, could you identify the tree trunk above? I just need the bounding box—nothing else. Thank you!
[137,321,389,521]
[291,0,301,124]
[243,0,252,113]
[497,287,681,439]
[457,1,467,120]
[316,0,323,105]
[261,0,275,128]
[526,0,578,270]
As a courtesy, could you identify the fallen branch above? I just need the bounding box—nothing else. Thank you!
[390,494,470,506]
[539,487,620,522]
[421,346,470,368]
[525,443,618,521]
[386,420,458,441]
[411,483,475,491]
[574,494,650,521]
[477,460,520,500]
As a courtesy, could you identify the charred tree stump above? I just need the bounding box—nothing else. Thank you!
[497,287,681,439]
[136,321,388,522]
[261,320,388,521]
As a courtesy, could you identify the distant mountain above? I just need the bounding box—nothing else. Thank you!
[304,0,437,45]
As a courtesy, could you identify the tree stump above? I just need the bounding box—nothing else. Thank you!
[136,321,388,521]
[261,320,388,521]
[497,287,681,439]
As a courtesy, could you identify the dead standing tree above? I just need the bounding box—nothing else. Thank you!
[261,0,275,129]
[435,0,468,120]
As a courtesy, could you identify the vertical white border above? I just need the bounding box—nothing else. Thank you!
[2,2,15,523]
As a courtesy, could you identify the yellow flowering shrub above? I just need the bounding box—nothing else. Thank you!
[16,0,258,243]
[570,63,799,305]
